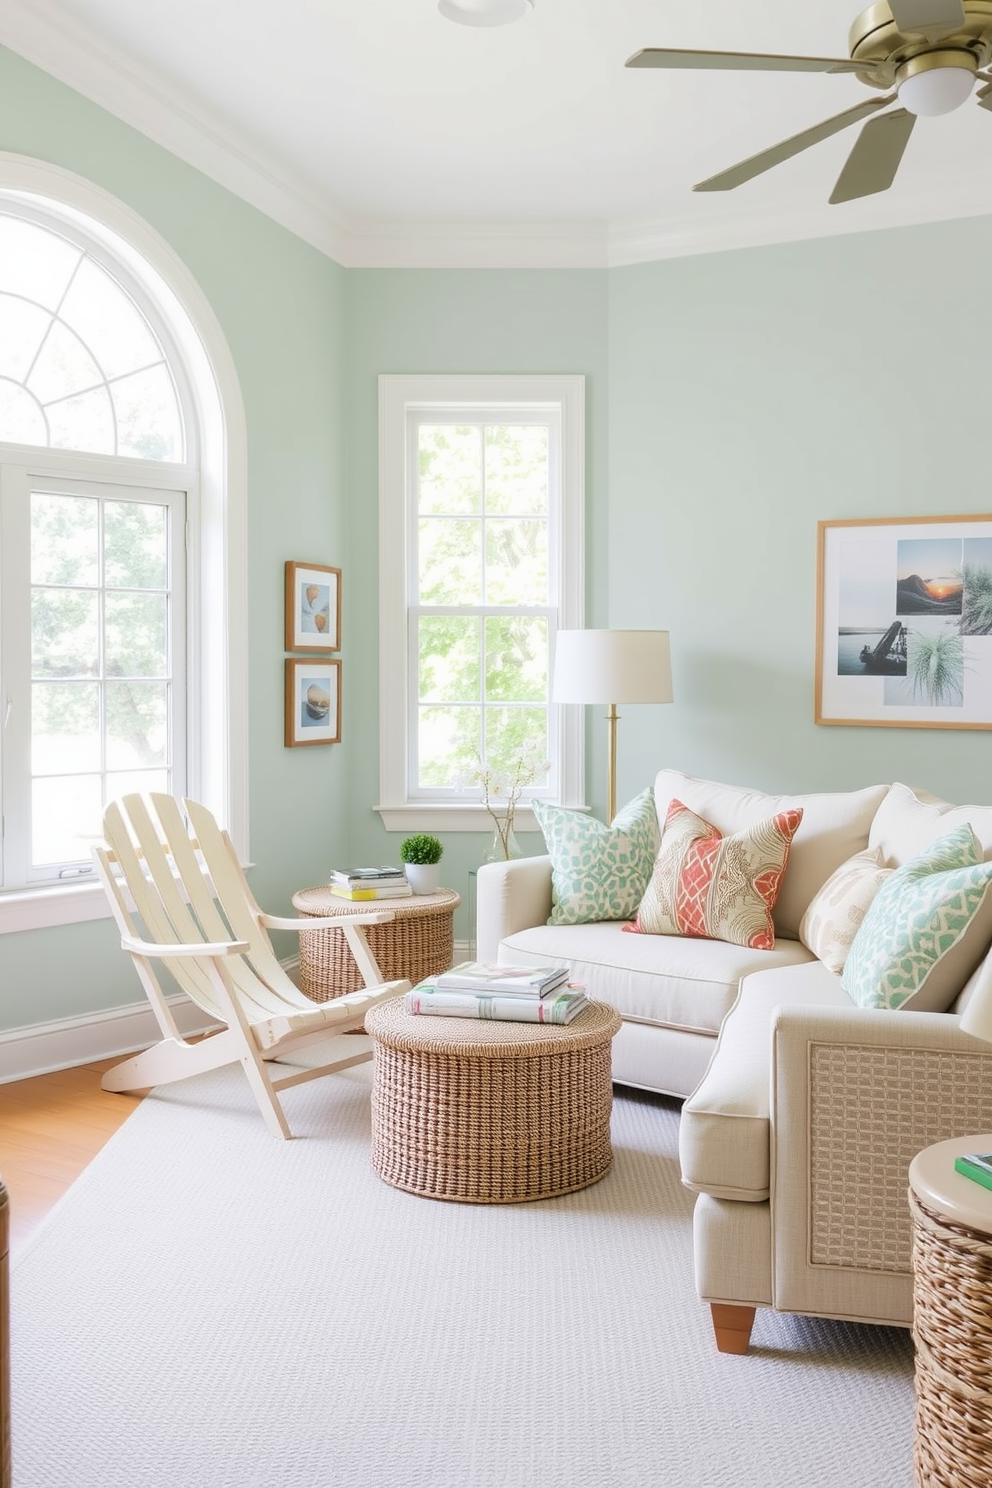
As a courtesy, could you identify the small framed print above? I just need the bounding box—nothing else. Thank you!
[285,561,341,653]
[285,659,341,747]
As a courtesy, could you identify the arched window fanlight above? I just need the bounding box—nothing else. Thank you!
[0,211,184,461]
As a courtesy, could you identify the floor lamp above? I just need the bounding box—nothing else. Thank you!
[552,629,673,823]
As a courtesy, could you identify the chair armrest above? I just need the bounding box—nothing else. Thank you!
[121,934,250,959]
[259,911,394,931]
[475,856,553,962]
[769,1003,992,1316]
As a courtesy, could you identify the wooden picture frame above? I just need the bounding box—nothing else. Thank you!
[285,561,341,653]
[816,514,992,729]
[285,658,341,747]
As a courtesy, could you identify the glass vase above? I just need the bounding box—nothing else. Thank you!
[483,814,522,863]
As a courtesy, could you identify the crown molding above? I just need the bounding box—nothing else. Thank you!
[0,0,352,263]
[607,181,992,268]
[4,0,992,272]
[338,216,608,268]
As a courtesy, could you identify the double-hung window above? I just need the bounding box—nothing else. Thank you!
[378,375,584,832]
[0,202,193,902]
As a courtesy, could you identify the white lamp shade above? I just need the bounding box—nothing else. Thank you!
[552,629,673,705]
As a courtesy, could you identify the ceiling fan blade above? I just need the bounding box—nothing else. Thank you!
[978,81,992,110]
[693,96,895,193]
[887,0,965,36]
[829,109,916,203]
[626,47,870,76]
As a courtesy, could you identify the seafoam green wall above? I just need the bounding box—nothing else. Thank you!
[0,45,349,1030]
[343,270,610,939]
[2,35,990,1037]
[607,219,992,811]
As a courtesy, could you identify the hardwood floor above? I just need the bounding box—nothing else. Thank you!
[0,1060,144,1257]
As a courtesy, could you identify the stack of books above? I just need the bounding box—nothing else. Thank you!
[328,866,412,901]
[403,960,588,1025]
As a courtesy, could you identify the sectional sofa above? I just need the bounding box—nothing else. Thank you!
[475,770,992,1353]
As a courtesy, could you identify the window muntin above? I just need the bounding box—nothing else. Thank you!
[17,479,185,882]
[411,418,555,797]
[0,211,184,461]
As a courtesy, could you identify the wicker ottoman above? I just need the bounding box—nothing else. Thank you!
[291,886,459,1000]
[909,1135,992,1488]
[365,998,622,1204]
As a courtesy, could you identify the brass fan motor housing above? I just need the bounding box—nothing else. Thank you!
[848,1,992,89]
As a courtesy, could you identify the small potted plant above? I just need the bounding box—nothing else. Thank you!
[400,833,444,895]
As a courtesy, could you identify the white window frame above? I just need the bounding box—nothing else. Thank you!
[0,156,248,933]
[0,466,189,887]
[377,374,585,834]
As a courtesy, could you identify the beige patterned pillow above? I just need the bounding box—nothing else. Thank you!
[799,847,892,974]
[626,798,803,951]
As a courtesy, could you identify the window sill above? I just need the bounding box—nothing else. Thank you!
[0,880,112,934]
[375,803,545,835]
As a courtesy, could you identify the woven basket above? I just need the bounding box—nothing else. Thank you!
[366,998,622,1204]
[292,886,459,1001]
[910,1188,992,1487]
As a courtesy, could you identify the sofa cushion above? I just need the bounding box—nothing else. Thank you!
[679,962,850,1202]
[869,781,992,864]
[628,797,802,950]
[842,825,992,1013]
[798,846,893,974]
[653,771,889,939]
[532,789,659,926]
[498,919,814,1036]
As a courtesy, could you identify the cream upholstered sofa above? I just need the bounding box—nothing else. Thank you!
[475,770,992,1353]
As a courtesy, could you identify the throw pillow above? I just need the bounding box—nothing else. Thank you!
[841,824,992,1013]
[626,798,803,951]
[533,789,660,927]
[798,847,893,975]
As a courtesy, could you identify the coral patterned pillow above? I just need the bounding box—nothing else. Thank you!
[626,798,803,950]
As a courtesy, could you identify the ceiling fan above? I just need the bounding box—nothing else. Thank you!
[626,0,992,202]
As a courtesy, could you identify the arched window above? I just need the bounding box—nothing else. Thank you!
[0,208,185,459]
[0,161,247,930]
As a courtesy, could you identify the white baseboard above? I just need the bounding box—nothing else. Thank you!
[0,948,471,1085]
[0,996,222,1084]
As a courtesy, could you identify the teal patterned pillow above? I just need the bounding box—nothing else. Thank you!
[842,824,992,1013]
[533,789,660,926]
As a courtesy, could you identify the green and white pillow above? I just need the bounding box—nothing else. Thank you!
[533,789,660,926]
[841,824,992,1013]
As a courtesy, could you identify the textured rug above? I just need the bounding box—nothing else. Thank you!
[10,1042,915,1488]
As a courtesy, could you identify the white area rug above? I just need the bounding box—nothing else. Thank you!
[10,1043,915,1488]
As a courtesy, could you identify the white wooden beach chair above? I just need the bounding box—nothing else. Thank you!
[93,793,409,1138]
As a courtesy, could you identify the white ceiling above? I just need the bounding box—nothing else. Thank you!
[5,0,992,266]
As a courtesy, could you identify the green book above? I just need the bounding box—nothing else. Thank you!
[954,1154,992,1193]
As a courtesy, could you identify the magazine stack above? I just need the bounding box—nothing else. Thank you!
[403,960,588,1025]
[328,866,412,901]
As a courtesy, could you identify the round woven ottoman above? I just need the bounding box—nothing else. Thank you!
[909,1135,992,1488]
[365,998,622,1204]
[291,886,459,1000]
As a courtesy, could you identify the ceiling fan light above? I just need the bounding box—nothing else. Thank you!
[438,0,534,26]
[897,64,975,115]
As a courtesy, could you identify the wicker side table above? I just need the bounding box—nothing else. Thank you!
[365,998,622,1204]
[909,1135,992,1488]
[291,885,460,1001]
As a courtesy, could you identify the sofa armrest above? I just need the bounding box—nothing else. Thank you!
[769,1004,992,1321]
[475,856,553,962]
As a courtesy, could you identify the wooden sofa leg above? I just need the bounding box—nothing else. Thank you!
[711,1304,756,1355]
